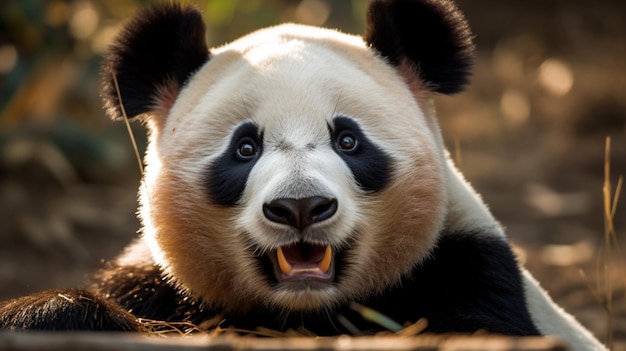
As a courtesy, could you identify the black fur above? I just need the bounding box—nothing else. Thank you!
[330,116,392,192]
[101,3,209,120]
[93,260,213,326]
[358,231,540,336]
[1,230,537,335]
[208,122,263,205]
[364,0,475,94]
[0,289,139,331]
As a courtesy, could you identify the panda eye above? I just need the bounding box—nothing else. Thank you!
[236,138,257,160]
[337,133,358,152]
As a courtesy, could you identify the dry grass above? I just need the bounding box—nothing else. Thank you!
[596,136,625,349]
[136,304,429,338]
[579,136,626,350]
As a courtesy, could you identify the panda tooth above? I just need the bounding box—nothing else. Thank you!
[277,247,293,274]
[318,245,332,274]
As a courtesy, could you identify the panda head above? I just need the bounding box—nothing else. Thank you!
[101,0,474,313]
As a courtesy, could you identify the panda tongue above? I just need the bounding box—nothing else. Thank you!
[277,243,332,276]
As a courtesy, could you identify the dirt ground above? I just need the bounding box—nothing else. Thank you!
[0,0,625,349]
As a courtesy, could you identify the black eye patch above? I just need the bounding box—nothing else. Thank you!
[329,116,392,192]
[207,122,263,205]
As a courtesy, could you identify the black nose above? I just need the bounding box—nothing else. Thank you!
[263,196,338,230]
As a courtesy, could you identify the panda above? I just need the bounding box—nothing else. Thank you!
[0,1,606,350]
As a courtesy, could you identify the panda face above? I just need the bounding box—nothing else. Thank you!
[138,24,447,312]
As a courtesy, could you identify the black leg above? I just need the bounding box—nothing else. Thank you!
[0,289,141,331]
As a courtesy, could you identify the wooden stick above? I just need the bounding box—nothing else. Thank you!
[0,332,568,351]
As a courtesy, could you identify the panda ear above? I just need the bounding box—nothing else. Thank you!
[101,3,210,121]
[364,0,474,94]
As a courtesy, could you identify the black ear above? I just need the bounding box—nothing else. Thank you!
[364,0,474,94]
[101,3,210,120]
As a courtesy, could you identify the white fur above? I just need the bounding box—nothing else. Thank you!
[238,141,359,251]
[522,270,607,350]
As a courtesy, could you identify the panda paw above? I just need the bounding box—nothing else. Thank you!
[0,289,141,331]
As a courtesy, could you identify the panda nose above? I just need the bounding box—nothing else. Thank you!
[263,196,338,230]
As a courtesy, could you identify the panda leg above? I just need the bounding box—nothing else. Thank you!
[0,289,141,331]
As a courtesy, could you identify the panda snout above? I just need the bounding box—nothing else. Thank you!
[263,196,338,230]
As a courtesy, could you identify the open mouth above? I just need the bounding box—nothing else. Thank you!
[274,242,334,282]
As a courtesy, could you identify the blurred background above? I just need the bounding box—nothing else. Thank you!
[0,0,625,347]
